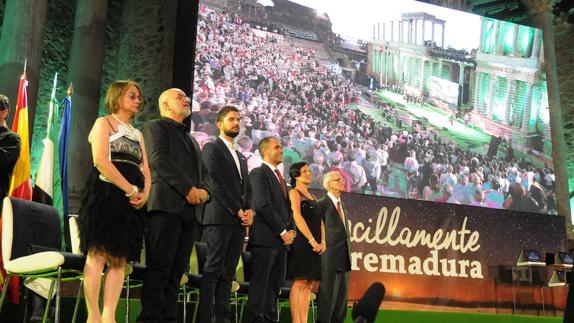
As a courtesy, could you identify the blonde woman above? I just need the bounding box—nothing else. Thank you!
[77,80,150,323]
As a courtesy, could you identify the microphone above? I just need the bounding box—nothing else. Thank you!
[352,282,386,323]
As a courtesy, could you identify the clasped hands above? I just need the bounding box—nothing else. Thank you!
[280,230,297,245]
[309,239,326,255]
[186,186,209,205]
[237,209,254,226]
[127,185,148,210]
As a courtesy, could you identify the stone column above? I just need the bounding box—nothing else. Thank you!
[420,59,425,91]
[373,24,376,40]
[0,0,48,132]
[479,16,486,52]
[390,21,394,42]
[438,61,443,78]
[474,71,481,112]
[410,20,414,44]
[521,82,534,130]
[382,22,386,41]
[422,18,426,45]
[383,48,392,86]
[531,28,541,59]
[441,23,445,48]
[67,0,108,212]
[486,73,497,117]
[377,22,381,40]
[431,22,435,45]
[458,64,465,104]
[511,24,520,56]
[495,20,504,55]
[526,0,572,223]
[414,19,418,45]
[503,78,515,125]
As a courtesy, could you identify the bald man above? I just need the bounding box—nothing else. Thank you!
[137,88,210,323]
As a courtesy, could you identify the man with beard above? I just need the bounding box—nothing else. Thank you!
[137,88,210,323]
[198,106,254,322]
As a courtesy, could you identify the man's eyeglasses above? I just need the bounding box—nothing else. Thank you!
[126,93,143,102]
[330,178,345,183]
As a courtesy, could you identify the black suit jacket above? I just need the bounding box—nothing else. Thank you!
[318,196,351,272]
[200,137,250,225]
[143,118,206,217]
[0,126,21,199]
[248,164,293,249]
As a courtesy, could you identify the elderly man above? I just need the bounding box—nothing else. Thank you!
[137,88,210,323]
[317,171,351,323]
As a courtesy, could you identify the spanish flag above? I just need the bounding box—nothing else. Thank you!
[8,72,32,200]
[0,72,31,303]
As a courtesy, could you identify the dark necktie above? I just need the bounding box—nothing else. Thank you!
[274,169,287,199]
[337,201,346,227]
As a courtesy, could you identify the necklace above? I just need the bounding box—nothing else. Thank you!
[111,113,134,128]
[111,113,139,141]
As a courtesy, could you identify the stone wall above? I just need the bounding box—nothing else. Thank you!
[29,0,124,181]
[25,0,176,179]
[29,0,76,181]
[115,0,178,129]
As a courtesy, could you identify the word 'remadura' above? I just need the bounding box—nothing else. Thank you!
[349,206,483,279]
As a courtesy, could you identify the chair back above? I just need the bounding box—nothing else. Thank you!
[68,216,81,255]
[189,243,199,274]
[1,197,61,262]
[236,255,245,282]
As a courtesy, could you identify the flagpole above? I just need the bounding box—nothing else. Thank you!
[48,73,58,126]
[67,83,74,97]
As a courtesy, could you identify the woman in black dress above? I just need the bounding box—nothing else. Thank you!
[287,162,325,323]
[77,80,151,323]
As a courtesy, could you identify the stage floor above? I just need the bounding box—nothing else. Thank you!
[1,298,563,322]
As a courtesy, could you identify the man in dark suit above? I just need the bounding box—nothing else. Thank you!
[198,106,254,323]
[137,88,210,323]
[247,136,296,323]
[317,171,352,323]
[0,94,21,204]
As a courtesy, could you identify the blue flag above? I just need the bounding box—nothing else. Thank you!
[58,88,72,221]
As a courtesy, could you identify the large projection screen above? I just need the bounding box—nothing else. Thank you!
[191,0,563,314]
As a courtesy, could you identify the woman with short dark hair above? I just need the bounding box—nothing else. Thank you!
[287,161,325,323]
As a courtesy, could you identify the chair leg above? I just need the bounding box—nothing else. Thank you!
[55,267,62,323]
[71,279,83,323]
[43,279,56,323]
[192,292,199,323]
[311,299,316,322]
[239,298,245,323]
[234,292,238,323]
[276,299,280,322]
[182,285,187,323]
[0,273,12,315]
[125,276,130,323]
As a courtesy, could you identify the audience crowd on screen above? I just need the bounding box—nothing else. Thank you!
[192,5,557,215]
